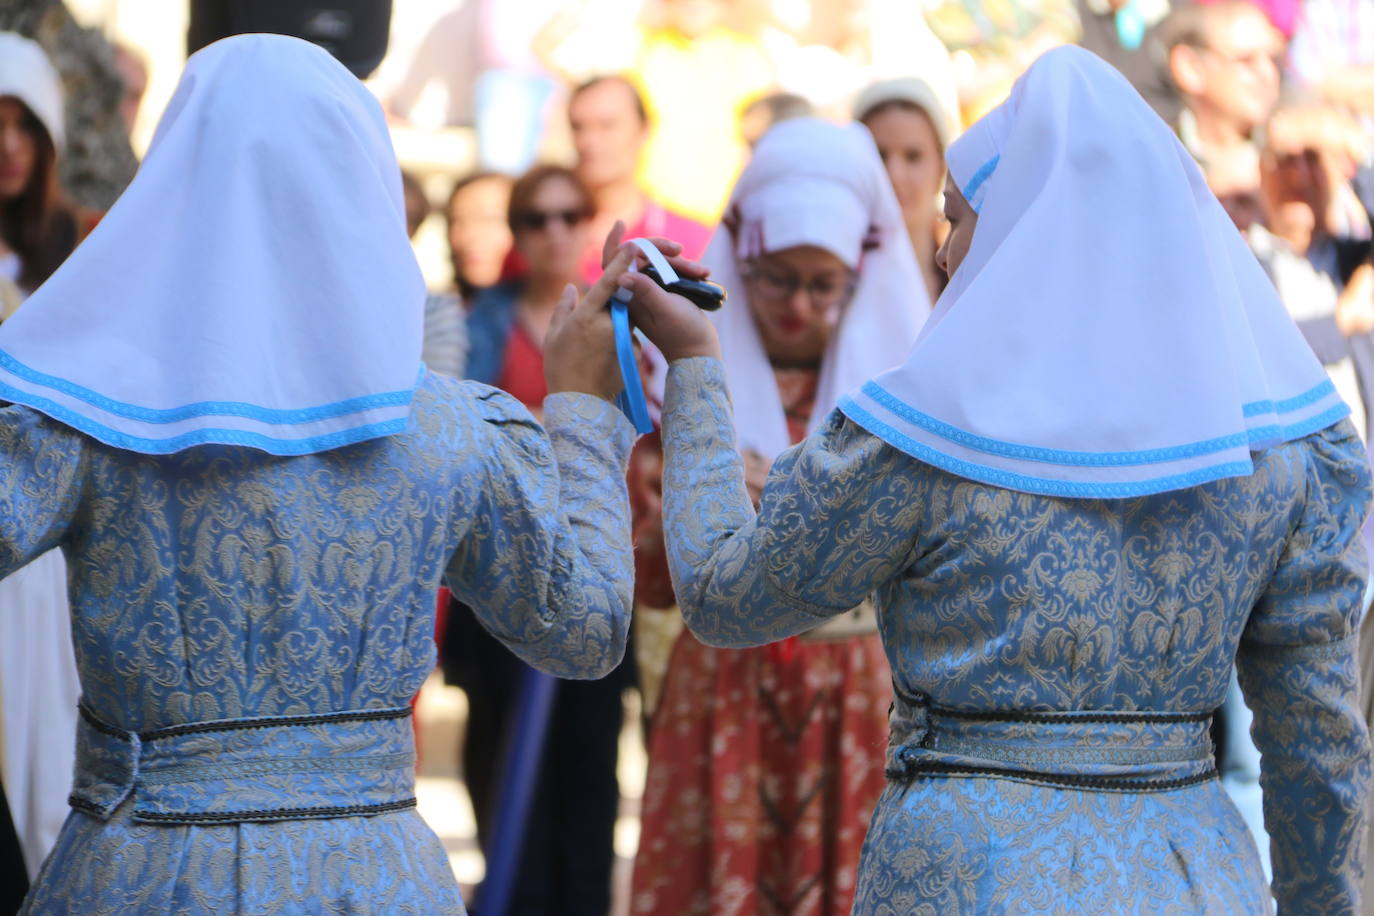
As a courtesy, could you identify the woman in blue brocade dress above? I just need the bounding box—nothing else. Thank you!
[619,47,1372,914]
[0,35,664,915]
[0,32,85,904]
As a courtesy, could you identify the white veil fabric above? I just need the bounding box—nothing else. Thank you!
[839,46,1346,498]
[0,34,426,455]
[701,118,929,461]
[0,550,78,880]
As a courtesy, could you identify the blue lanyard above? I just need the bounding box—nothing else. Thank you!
[609,239,679,435]
[612,288,653,434]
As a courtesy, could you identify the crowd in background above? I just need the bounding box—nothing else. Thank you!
[0,0,1373,914]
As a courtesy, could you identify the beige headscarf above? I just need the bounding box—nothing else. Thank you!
[0,32,64,152]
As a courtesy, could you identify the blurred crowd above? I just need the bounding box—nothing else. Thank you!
[1,0,1373,914]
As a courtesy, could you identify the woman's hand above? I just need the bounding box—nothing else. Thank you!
[619,270,722,363]
[1336,263,1374,337]
[598,222,722,363]
[544,246,636,402]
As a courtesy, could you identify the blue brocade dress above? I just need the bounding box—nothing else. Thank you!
[0,372,636,915]
[660,358,1373,915]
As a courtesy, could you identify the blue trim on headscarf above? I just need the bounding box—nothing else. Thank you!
[0,349,420,425]
[838,396,1348,498]
[1241,379,1338,417]
[961,154,1000,212]
[0,377,410,454]
[858,378,1341,467]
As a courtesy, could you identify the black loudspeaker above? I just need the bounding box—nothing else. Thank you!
[187,0,392,79]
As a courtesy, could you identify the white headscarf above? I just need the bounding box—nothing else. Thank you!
[0,33,64,152]
[701,118,929,461]
[0,34,425,455]
[839,47,1346,498]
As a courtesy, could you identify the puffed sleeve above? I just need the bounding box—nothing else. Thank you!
[661,357,928,648]
[1237,418,1373,915]
[0,403,87,578]
[443,386,636,679]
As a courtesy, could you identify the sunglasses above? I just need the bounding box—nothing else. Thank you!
[514,208,589,232]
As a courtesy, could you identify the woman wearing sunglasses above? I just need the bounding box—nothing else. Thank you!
[465,164,594,416]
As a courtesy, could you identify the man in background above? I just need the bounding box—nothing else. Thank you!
[568,75,711,286]
[1161,0,1283,169]
[1261,104,1373,283]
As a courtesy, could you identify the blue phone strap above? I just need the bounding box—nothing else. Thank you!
[612,294,653,434]
[610,239,678,435]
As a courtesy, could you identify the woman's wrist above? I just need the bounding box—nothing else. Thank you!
[546,387,620,407]
[665,345,723,363]
[661,327,723,364]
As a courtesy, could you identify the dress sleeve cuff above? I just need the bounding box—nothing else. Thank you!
[664,357,730,417]
[543,391,637,468]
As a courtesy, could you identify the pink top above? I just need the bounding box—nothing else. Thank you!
[579,198,714,287]
[1198,0,1301,37]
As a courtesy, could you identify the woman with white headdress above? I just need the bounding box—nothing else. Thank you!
[630,117,928,916]
[0,32,83,909]
[854,77,958,305]
[0,34,661,914]
[622,46,1370,912]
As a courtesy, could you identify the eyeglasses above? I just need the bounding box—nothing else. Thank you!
[1194,43,1282,74]
[742,262,856,309]
[513,208,589,232]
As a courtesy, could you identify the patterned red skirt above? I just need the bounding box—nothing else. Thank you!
[631,630,892,916]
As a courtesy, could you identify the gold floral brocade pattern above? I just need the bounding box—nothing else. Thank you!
[1,373,636,914]
[659,356,1372,915]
